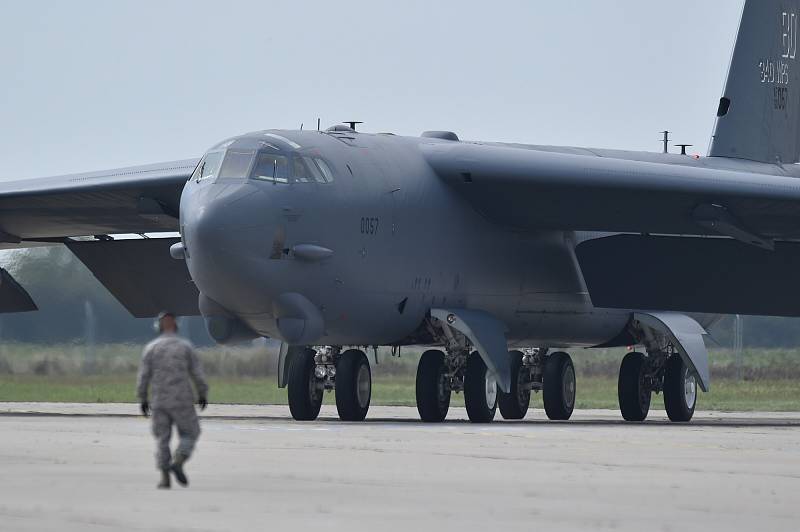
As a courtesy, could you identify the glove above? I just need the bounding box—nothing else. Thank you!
[198,397,208,411]
[140,401,150,417]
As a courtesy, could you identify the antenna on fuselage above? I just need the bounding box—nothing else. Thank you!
[660,130,671,154]
[300,123,303,131]
[317,118,321,131]
[344,121,363,131]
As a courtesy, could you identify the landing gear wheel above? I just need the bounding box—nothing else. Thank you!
[543,352,576,420]
[618,351,651,422]
[335,349,372,421]
[416,350,451,422]
[663,355,697,422]
[498,350,530,420]
[287,348,323,421]
[464,352,497,423]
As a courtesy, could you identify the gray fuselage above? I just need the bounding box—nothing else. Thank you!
[180,129,736,349]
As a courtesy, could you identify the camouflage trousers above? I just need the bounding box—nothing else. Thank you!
[151,406,201,470]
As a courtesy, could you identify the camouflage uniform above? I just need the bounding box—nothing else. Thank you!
[136,333,209,470]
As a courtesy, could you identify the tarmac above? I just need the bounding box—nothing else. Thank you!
[0,403,798,532]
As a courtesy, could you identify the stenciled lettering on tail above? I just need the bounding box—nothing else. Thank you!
[761,9,797,110]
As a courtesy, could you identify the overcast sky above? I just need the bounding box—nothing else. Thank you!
[0,0,745,180]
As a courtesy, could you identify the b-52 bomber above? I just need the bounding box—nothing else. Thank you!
[1,0,798,423]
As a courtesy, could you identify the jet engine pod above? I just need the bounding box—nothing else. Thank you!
[273,292,325,345]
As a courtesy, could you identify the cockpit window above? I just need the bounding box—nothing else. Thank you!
[191,151,223,182]
[313,158,334,183]
[251,153,290,183]
[218,150,255,179]
[298,156,334,184]
[293,157,312,183]
[243,149,335,185]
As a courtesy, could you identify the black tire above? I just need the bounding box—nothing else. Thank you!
[498,350,530,420]
[335,349,372,421]
[618,351,651,422]
[287,348,323,421]
[464,352,497,423]
[543,352,576,420]
[663,355,697,422]
[416,350,451,422]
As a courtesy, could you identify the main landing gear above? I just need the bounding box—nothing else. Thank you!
[415,350,452,422]
[496,349,576,421]
[618,350,697,422]
[287,346,372,422]
[414,338,577,423]
[415,348,503,424]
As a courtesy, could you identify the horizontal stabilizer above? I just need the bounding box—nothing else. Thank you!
[576,234,800,317]
[0,268,37,313]
[67,238,199,318]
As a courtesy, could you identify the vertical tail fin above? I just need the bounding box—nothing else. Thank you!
[710,0,800,163]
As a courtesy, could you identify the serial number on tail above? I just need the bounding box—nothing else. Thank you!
[775,86,789,110]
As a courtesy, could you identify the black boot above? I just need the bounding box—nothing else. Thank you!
[157,468,171,489]
[170,453,189,487]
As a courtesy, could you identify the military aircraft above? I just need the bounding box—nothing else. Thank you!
[1,0,797,423]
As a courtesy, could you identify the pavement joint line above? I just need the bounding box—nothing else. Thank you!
[0,403,799,427]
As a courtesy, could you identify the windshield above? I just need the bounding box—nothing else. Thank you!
[194,140,335,185]
[218,150,255,179]
[190,151,223,182]
[250,150,334,184]
[252,152,290,183]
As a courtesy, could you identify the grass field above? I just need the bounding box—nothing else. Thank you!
[1,374,799,411]
[0,342,798,410]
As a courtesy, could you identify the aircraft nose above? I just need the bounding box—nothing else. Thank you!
[180,182,269,310]
[181,185,229,267]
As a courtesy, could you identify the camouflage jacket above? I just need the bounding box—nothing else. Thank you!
[136,333,209,409]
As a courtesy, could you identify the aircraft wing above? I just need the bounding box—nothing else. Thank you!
[424,142,800,242]
[0,159,201,316]
[0,158,198,245]
[425,142,800,317]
